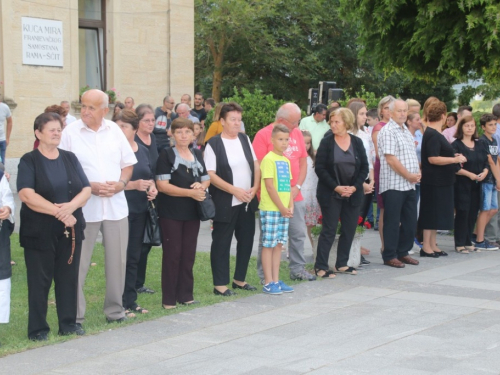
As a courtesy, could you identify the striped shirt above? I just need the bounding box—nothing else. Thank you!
[378,119,420,193]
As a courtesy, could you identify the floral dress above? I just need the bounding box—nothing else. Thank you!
[303,155,321,226]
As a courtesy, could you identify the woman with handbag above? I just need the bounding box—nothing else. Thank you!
[204,102,260,296]
[115,109,158,317]
[134,104,160,295]
[156,117,210,309]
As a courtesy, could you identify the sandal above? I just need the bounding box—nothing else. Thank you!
[334,266,357,275]
[132,305,149,314]
[124,309,136,318]
[455,246,469,254]
[465,245,477,252]
[314,268,336,279]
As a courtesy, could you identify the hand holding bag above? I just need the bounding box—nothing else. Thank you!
[143,199,161,246]
[197,190,216,221]
[191,148,216,221]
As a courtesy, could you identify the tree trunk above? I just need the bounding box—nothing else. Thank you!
[208,36,225,103]
[212,69,222,103]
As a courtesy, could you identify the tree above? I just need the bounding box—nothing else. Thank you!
[195,0,271,102]
[338,0,500,84]
[196,0,459,108]
[196,0,364,104]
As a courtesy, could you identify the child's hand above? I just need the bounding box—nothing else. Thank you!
[280,207,292,218]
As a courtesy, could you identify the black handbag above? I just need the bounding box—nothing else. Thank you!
[197,190,216,221]
[143,200,161,246]
[191,148,216,221]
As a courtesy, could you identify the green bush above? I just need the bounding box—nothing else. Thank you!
[223,87,287,140]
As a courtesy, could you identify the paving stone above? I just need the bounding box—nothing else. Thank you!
[5,227,500,374]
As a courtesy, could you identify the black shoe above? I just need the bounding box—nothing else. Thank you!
[136,286,155,294]
[106,316,128,323]
[180,300,200,306]
[420,249,440,258]
[373,224,379,231]
[434,251,448,256]
[232,282,257,291]
[75,323,85,335]
[361,256,370,265]
[213,288,236,296]
[59,323,85,336]
[30,332,48,341]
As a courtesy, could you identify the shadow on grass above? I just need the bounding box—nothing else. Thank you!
[0,234,306,357]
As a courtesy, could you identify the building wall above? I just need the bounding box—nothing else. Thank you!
[0,0,194,158]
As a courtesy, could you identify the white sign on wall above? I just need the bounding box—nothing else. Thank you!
[22,17,63,67]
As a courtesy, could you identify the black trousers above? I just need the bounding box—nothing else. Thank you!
[123,212,147,309]
[24,224,82,338]
[211,204,255,286]
[160,218,200,305]
[315,197,358,270]
[360,191,373,223]
[135,244,152,290]
[455,184,480,247]
[382,190,417,261]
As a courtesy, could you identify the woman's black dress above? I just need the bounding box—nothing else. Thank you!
[418,128,459,230]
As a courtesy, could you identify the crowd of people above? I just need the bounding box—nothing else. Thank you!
[0,88,500,343]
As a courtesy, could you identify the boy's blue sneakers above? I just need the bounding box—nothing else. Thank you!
[277,280,294,293]
[475,240,499,251]
[263,282,282,295]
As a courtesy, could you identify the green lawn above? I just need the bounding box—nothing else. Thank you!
[0,234,304,357]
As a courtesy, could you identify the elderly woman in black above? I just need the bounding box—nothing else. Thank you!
[204,102,260,296]
[156,118,210,309]
[115,109,158,317]
[315,108,369,277]
[134,104,160,295]
[418,101,464,257]
[452,116,488,253]
[18,112,91,341]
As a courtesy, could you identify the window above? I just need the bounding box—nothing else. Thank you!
[78,0,106,90]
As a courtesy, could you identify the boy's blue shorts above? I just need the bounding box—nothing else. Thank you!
[481,182,498,211]
[260,210,289,248]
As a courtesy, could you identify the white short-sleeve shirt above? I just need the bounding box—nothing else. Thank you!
[204,136,257,206]
[59,119,137,222]
[0,103,12,142]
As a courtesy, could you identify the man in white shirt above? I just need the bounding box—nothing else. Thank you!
[0,101,12,164]
[60,89,137,326]
[378,99,420,268]
[60,101,77,125]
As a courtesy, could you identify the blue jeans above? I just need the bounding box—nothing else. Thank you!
[0,140,6,164]
[482,183,498,211]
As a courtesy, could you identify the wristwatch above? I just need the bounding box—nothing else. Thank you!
[296,184,302,190]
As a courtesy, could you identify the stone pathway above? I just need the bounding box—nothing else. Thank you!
[2,224,500,374]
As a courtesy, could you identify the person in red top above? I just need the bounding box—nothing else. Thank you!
[253,103,316,281]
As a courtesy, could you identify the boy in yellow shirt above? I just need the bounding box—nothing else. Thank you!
[259,124,294,295]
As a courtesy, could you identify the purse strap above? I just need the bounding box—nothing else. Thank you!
[190,148,202,183]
